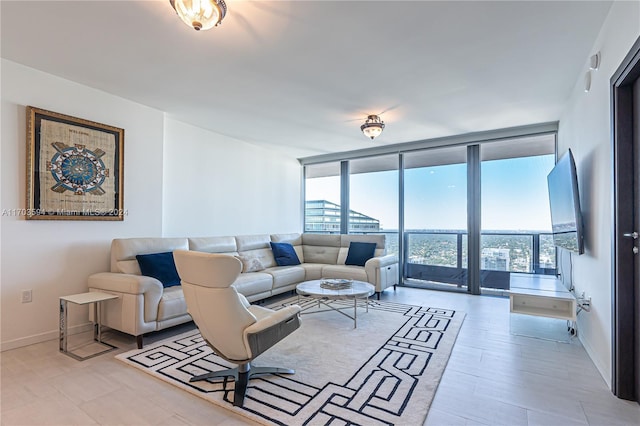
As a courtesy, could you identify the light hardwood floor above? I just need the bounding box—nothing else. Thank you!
[2,287,639,425]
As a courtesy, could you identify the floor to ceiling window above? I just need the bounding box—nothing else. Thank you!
[349,155,399,255]
[301,126,558,295]
[304,162,341,233]
[480,137,556,290]
[403,146,468,291]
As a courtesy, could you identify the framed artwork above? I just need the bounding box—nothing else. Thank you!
[26,106,125,220]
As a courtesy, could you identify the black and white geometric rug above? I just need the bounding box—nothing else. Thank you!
[116,298,465,426]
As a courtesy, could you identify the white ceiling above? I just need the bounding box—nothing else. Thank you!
[1,1,612,159]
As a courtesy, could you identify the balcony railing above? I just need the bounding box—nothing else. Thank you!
[350,230,557,290]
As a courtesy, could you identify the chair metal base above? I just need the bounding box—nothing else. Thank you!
[190,362,295,407]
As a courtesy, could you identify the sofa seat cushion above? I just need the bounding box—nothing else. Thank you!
[321,265,368,283]
[264,266,305,289]
[232,272,273,297]
[157,286,187,321]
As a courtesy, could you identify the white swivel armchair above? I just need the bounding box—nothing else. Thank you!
[173,250,301,407]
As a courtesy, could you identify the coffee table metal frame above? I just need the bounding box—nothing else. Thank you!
[295,280,375,328]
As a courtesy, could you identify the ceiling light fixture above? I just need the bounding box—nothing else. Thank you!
[170,0,227,31]
[360,115,385,140]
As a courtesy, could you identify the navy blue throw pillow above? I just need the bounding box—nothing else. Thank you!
[270,242,301,266]
[345,242,377,267]
[136,252,181,288]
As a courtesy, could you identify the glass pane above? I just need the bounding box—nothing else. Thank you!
[404,146,467,290]
[349,155,398,256]
[481,234,533,272]
[480,135,556,290]
[539,233,557,270]
[305,162,341,233]
[407,233,458,267]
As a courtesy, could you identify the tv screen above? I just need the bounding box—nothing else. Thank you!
[547,148,584,254]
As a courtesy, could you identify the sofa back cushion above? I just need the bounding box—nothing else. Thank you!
[271,233,302,245]
[236,235,277,269]
[111,238,189,274]
[188,236,238,255]
[301,234,341,264]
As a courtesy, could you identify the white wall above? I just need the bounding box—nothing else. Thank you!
[162,118,301,237]
[0,61,303,350]
[558,1,640,386]
[0,60,165,349]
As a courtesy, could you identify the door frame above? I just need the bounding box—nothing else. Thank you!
[611,35,640,401]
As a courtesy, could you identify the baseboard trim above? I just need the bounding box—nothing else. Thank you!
[1,322,93,352]
[579,325,611,390]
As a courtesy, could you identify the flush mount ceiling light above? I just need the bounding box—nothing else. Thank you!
[170,0,227,31]
[360,115,385,140]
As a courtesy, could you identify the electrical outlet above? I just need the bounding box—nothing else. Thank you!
[21,289,32,303]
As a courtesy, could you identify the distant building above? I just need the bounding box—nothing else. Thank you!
[305,200,380,233]
[481,248,510,271]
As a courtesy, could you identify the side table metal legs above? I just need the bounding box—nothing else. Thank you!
[59,298,68,354]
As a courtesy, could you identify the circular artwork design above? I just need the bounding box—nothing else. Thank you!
[48,143,107,195]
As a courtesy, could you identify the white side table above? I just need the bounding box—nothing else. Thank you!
[59,291,118,360]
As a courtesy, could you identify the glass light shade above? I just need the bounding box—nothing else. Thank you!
[360,115,385,140]
[362,125,383,139]
[171,0,226,31]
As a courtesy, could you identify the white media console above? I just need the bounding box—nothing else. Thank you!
[509,275,577,322]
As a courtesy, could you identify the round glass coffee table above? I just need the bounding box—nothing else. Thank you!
[295,280,375,328]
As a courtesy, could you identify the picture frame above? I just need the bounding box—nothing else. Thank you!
[26,106,125,220]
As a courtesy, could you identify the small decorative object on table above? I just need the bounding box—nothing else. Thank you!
[320,278,353,290]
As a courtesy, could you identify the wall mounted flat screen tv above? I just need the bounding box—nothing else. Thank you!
[547,148,584,254]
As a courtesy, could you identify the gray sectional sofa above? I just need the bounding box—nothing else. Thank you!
[88,233,398,348]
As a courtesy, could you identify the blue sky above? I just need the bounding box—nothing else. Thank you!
[307,154,555,232]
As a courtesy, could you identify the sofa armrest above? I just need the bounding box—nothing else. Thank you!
[364,254,399,292]
[365,254,398,269]
[88,272,163,295]
[88,272,165,327]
